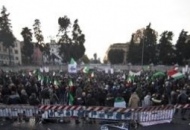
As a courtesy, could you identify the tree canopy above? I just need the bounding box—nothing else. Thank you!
[58,16,85,63]
[0,6,16,65]
[108,49,124,64]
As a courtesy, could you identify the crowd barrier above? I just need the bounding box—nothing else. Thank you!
[0,104,189,126]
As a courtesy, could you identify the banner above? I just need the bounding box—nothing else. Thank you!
[138,109,175,126]
[129,71,141,76]
[87,111,131,120]
[68,64,77,73]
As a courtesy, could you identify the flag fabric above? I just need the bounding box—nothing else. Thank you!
[129,71,141,76]
[68,58,77,73]
[33,69,37,74]
[69,80,73,87]
[29,72,32,76]
[70,58,77,65]
[122,74,126,80]
[127,75,134,83]
[83,66,89,73]
[114,97,126,108]
[167,68,178,77]
[38,75,42,81]
[152,71,165,78]
[69,93,74,105]
[54,80,59,86]
[171,72,185,80]
[91,72,94,78]
[44,67,49,73]
[40,67,44,73]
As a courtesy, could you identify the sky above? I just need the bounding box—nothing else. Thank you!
[0,0,190,61]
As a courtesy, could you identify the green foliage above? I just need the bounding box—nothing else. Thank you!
[143,23,157,64]
[33,19,44,51]
[157,31,175,65]
[21,27,34,64]
[108,49,124,64]
[58,16,71,33]
[127,34,142,64]
[175,30,189,65]
[127,23,158,65]
[58,17,85,63]
[0,6,16,65]
[80,55,90,64]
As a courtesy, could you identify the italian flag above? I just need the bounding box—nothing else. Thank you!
[167,67,184,80]
[114,97,126,108]
[167,67,178,77]
[171,72,185,80]
[69,93,74,105]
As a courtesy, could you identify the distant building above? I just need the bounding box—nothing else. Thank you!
[0,40,22,65]
[33,45,43,65]
[104,43,130,64]
[43,40,62,64]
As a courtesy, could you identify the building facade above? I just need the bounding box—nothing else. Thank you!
[104,43,130,64]
[43,40,62,64]
[0,40,22,65]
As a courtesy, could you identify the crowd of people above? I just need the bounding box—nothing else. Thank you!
[0,67,190,124]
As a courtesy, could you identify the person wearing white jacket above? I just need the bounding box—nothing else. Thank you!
[142,92,151,107]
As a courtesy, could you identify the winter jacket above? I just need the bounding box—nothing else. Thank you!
[128,92,140,109]
[143,95,151,107]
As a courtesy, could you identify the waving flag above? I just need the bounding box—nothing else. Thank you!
[68,58,77,73]
[171,72,185,80]
[69,80,73,87]
[167,68,178,77]
[129,70,141,76]
[83,66,89,73]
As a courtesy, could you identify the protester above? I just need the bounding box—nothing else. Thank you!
[0,67,189,123]
[128,90,140,109]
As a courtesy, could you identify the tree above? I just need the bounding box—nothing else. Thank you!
[0,6,16,65]
[58,16,86,63]
[127,34,142,64]
[108,49,124,64]
[33,19,44,44]
[157,31,175,65]
[58,16,71,62]
[142,23,158,64]
[33,19,44,64]
[71,19,85,61]
[21,27,34,64]
[81,54,90,64]
[175,30,188,65]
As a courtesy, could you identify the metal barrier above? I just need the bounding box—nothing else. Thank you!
[0,105,38,118]
[133,105,175,126]
[0,104,189,127]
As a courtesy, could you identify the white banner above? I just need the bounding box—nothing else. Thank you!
[129,71,141,76]
[68,64,77,73]
[138,109,175,126]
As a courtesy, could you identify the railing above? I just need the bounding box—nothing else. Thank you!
[0,104,189,126]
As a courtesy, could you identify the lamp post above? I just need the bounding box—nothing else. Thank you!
[141,36,145,67]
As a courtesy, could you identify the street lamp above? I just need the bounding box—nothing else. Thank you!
[141,36,145,67]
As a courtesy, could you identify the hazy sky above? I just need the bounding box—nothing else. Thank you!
[0,0,190,60]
